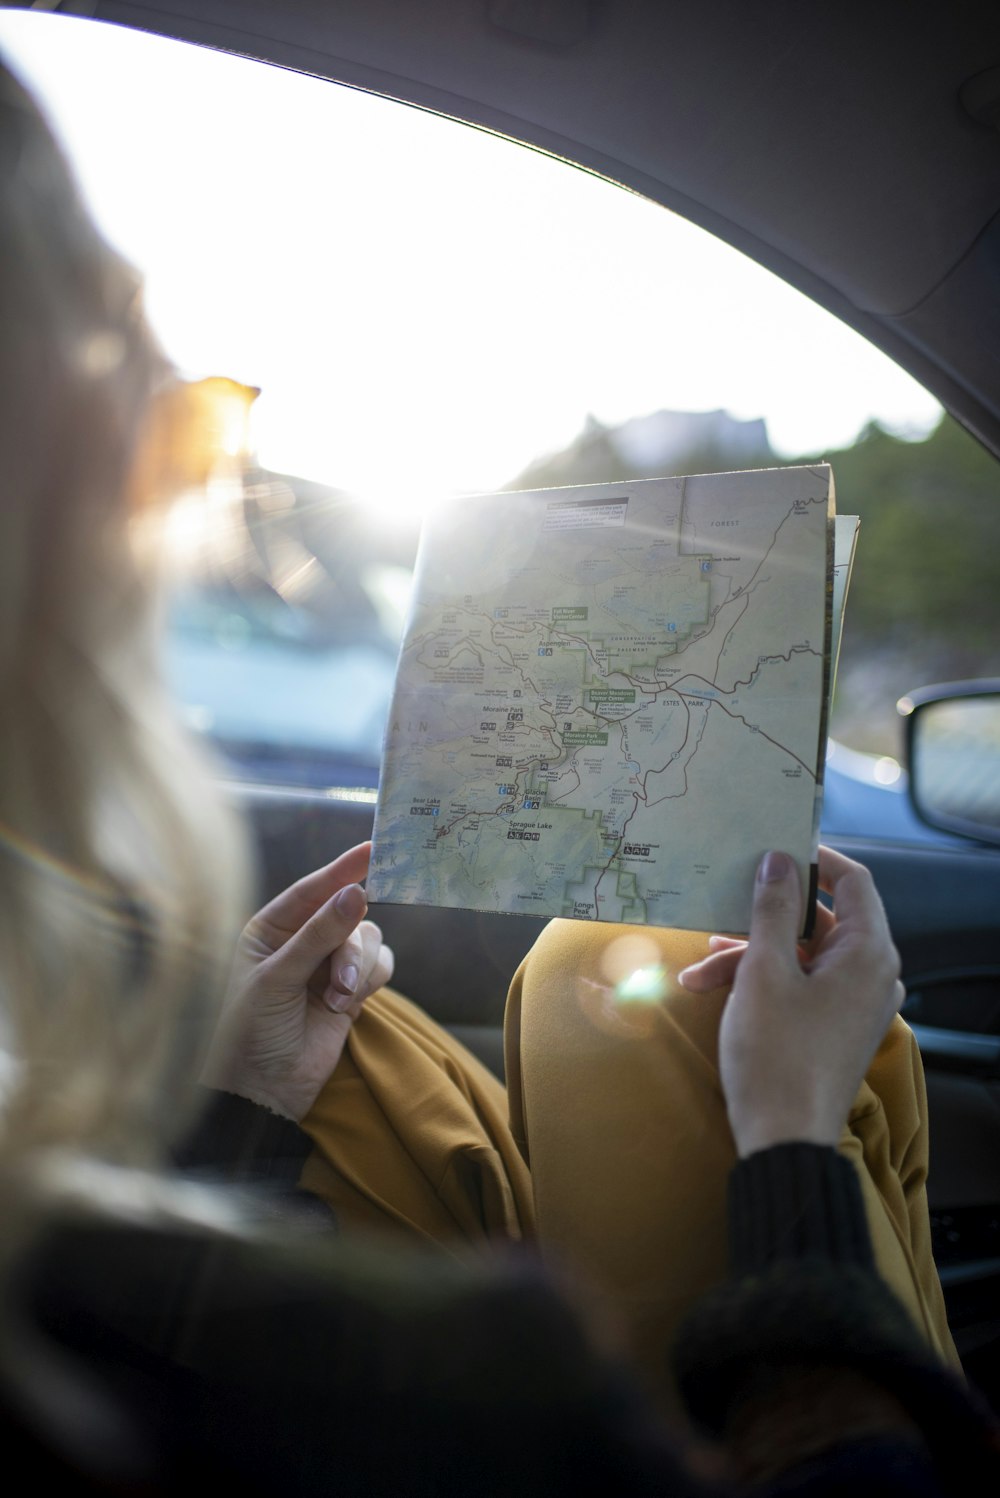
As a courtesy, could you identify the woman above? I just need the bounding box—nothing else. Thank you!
[0,52,996,1495]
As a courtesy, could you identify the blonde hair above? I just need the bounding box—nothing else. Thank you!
[0,61,250,1195]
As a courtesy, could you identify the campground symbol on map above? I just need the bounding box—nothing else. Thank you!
[369,466,836,934]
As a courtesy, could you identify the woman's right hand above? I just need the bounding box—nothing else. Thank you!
[202,844,394,1122]
[679,846,905,1158]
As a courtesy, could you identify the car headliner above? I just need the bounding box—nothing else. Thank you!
[30,0,1000,458]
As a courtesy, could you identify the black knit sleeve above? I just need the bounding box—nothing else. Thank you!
[173,1088,315,1186]
[728,1142,875,1274]
[170,1088,334,1228]
[671,1145,1000,1491]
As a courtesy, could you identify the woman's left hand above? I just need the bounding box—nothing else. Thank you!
[677,846,904,1156]
[201,842,394,1121]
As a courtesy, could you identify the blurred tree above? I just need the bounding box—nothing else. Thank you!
[814,416,1000,664]
[812,415,1000,753]
[507,408,1000,754]
[508,409,775,491]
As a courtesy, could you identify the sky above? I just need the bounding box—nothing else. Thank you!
[0,10,942,519]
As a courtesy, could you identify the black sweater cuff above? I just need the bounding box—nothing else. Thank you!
[173,1088,314,1187]
[729,1143,875,1275]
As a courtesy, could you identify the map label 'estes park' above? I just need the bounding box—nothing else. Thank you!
[369,466,845,935]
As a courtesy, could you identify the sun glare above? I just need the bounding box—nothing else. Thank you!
[0,8,941,512]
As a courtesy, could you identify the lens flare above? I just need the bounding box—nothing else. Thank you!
[598,933,660,988]
[615,963,668,1003]
[572,932,681,1038]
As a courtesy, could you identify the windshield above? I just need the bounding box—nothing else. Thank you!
[2,10,990,796]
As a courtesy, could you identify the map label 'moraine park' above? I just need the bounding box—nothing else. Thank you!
[370,467,846,936]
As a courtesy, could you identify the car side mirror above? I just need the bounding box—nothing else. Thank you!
[898,680,1000,846]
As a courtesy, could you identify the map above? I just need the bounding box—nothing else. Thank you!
[369,466,840,934]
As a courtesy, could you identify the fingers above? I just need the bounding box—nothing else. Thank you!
[796,899,836,965]
[264,881,368,992]
[292,842,372,903]
[328,922,367,999]
[680,897,838,991]
[329,920,392,1002]
[324,921,394,1016]
[815,847,900,1002]
[679,856,814,994]
[679,944,745,993]
[817,844,893,941]
[252,844,373,935]
[362,926,395,998]
[744,851,803,967]
[816,843,866,893]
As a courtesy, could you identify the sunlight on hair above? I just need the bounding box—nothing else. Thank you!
[128,377,261,569]
[129,376,258,518]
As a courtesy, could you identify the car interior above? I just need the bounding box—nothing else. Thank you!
[3,0,999,1395]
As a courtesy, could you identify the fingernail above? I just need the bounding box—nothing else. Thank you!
[333,884,366,920]
[324,990,352,1014]
[334,963,359,996]
[758,850,792,883]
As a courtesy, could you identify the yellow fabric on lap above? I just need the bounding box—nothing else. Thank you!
[300,919,957,1409]
[300,987,534,1258]
[505,917,959,1406]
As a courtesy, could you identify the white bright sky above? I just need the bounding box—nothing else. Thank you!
[0,10,941,519]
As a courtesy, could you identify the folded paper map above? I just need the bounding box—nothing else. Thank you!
[369,466,856,935]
